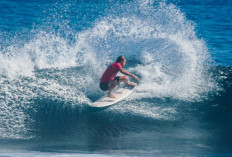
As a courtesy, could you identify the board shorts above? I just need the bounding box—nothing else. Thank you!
[99,76,120,91]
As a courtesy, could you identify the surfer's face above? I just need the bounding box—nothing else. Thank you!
[121,59,126,67]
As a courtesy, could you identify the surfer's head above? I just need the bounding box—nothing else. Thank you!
[116,56,126,67]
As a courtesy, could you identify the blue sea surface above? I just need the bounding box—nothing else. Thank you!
[0,0,232,156]
[178,0,232,66]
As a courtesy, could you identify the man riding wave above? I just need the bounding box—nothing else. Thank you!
[99,56,139,98]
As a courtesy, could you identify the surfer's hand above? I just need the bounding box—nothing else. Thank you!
[133,75,139,80]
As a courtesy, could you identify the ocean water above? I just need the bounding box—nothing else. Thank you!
[0,0,232,156]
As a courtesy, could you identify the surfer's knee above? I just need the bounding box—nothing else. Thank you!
[118,76,129,83]
[124,76,129,82]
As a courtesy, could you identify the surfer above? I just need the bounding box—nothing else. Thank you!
[100,56,139,98]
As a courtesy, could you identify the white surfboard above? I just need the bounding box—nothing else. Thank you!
[90,83,136,108]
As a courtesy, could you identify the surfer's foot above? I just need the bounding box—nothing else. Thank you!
[126,82,137,86]
[108,92,116,98]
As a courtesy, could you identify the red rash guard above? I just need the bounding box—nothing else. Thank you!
[100,63,122,83]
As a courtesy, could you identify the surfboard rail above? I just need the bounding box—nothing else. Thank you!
[90,84,135,108]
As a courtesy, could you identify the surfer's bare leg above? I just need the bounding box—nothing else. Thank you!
[108,76,127,98]
[108,80,117,98]
[118,76,129,84]
[119,76,136,86]
[107,76,136,98]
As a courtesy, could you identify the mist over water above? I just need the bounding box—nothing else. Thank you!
[0,0,224,154]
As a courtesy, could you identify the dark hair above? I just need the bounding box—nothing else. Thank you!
[116,56,125,63]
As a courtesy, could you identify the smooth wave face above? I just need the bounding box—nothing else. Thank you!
[0,0,230,156]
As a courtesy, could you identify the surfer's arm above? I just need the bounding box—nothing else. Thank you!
[120,69,139,80]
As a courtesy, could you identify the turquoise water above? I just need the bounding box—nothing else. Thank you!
[0,0,232,156]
